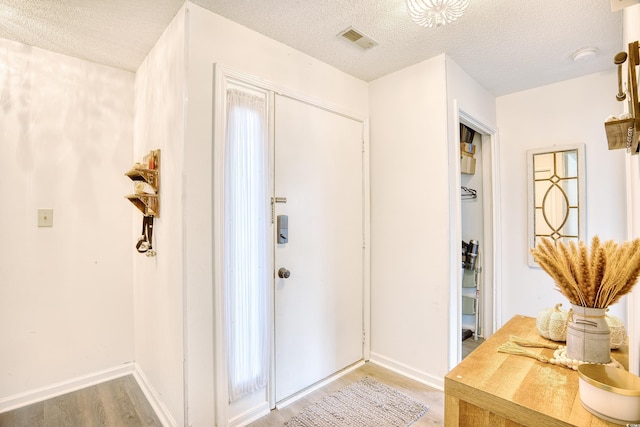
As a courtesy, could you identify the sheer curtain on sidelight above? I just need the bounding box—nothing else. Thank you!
[224,87,270,402]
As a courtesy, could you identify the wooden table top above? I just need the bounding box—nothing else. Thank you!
[445,315,629,427]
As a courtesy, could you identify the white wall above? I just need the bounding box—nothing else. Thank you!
[369,55,450,388]
[368,54,497,386]
[183,3,368,425]
[446,57,497,129]
[496,70,627,322]
[133,6,187,426]
[0,39,134,402]
[3,4,633,422]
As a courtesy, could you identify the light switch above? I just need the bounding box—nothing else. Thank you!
[38,209,53,227]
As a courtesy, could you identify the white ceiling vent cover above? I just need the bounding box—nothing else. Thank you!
[338,26,378,50]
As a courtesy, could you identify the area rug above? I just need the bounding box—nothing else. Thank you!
[284,377,429,427]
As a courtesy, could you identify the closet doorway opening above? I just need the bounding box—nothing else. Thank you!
[452,109,502,365]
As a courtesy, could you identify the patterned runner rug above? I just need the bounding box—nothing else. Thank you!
[284,377,429,427]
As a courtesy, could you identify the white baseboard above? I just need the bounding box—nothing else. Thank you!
[0,363,178,427]
[228,401,270,427]
[369,352,444,391]
[0,362,135,414]
[132,363,177,427]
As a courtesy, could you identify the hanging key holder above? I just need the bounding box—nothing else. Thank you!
[125,149,160,257]
[136,215,156,257]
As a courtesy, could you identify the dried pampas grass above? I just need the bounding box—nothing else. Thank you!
[531,236,640,308]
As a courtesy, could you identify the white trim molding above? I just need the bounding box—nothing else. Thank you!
[133,364,177,427]
[0,363,134,414]
[212,63,372,426]
[625,151,640,376]
[0,363,177,427]
[448,102,502,370]
[369,353,444,391]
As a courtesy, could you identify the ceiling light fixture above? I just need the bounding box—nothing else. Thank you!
[407,0,470,28]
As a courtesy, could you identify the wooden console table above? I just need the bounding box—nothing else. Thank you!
[445,315,629,427]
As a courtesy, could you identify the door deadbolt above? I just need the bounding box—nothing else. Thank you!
[277,215,288,244]
[278,268,291,279]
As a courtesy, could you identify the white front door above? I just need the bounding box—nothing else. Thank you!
[274,95,364,403]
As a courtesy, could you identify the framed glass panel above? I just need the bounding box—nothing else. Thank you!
[527,144,586,266]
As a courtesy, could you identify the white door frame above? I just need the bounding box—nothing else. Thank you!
[625,153,640,375]
[212,70,275,427]
[212,64,371,426]
[448,102,503,368]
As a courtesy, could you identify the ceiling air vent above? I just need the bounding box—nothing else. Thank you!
[338,26,378,50]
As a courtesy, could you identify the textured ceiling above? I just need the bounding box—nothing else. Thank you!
[0,0,185,71]
[0,0,625,96]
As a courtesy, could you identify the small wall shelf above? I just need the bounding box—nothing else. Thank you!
[605,118,636,152]
[125,194,159,217]
[125,149,160,217]
[605,40,640,153]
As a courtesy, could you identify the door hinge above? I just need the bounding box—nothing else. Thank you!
[362,330,366,343]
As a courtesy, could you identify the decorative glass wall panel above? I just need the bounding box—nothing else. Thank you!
[527,145,585,266]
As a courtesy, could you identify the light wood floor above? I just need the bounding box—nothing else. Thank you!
[0,375,161,427]
[0,341,486,427]
[462,336,485,359]
[248,362,444,426]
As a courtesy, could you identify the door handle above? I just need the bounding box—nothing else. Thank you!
[278,268,291,279]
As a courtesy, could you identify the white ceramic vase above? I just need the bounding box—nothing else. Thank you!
[566,304,610,363]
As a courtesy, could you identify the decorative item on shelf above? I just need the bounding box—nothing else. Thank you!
[460,123,476,174]
[460,142,476,174]
[497,335,623,371]
[530,237,640,363]
[568,304,610,363]
[578,364,640,425]
[607,314,628,350]
[125,149,160,217]
[535,303,569,342]
[604,40,640,153]
[604,114,635,151]
[125,149,160,256]
[535,303,627,349]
